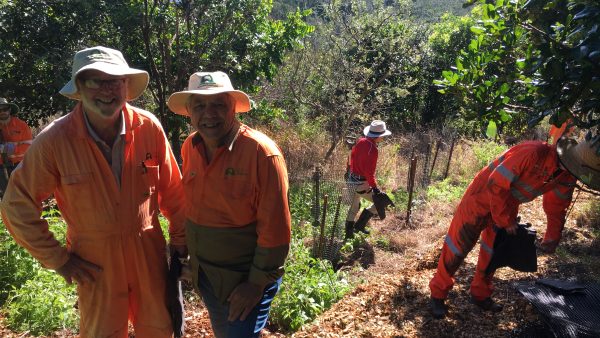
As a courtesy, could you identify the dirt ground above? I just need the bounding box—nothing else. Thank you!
[1,192,598,338]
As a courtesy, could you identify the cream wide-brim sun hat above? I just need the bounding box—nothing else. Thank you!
[363,120,392,138]
[557,137,600,191]
[59,46,149,101]
[167,71,251,116]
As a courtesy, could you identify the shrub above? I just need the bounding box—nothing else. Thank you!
[0,209,78,335]
[0,226,39,304]
[269,236,352,332]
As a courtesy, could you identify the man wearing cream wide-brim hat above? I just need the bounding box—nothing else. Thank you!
[1,46,186,337]
[167,71,291,338]
[344,120,392,239]
[428,135,599,319]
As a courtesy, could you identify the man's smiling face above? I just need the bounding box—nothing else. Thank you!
[188,93,236,145]
[77,69,127,121]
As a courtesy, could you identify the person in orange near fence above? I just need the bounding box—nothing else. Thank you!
[1,46,186,337]
[0,98,33,197]
[429,137,600,319]
[167,71,291,338]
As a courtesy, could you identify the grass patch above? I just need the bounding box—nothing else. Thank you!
[472,140,507,169]
[426,178,468,203]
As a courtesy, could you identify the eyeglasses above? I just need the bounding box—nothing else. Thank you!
[80,77,126,90]
[0,107,10,113]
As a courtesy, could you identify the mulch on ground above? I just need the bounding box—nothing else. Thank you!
[1,193,598,337]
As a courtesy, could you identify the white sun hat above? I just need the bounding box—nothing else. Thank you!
[59,46,149,101]
[167,71,251,116]
[363,120,392,138]
[557,137,600,191]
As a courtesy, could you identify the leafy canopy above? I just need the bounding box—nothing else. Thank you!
[435,0,600,138]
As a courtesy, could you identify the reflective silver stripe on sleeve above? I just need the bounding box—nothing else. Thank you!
[495,164,516,183]
[557,181,577,188]
[488,155,505,171]
[480,240,493,255]
[444,235,463,257]
[552,188,572,200]
[511,188,530,202]
[515,180,543,198]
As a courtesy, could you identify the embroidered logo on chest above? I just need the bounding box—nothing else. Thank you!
[224,167,247,177]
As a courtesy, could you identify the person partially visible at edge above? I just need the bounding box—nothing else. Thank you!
[428,136,600,319]
[0,46,186,337]
[344,120,392,239]
[167,71,291,338]
[0,98,33,197]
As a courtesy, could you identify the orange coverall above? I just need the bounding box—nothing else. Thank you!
[429,141,576,300]
[0,116,33,165]
[1,103,186,337]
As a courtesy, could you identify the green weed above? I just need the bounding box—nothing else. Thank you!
[5,269,78,336]
[1,212,78,335]
[374,235,391,250]
[472,141,507,169]
[270,236,352,332]
[426,178,468,203]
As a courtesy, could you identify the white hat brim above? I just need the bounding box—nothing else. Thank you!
[59,63,149,101]
[363,125,392,138]
[557,138,600,190]
[167,89,251,116]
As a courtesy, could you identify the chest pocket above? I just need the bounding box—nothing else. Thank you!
[60,173,99,218]
[220,175,253,199]
[141,165,159,196]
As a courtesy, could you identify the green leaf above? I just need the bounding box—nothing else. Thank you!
[486,120,498,139]
[470,26,485,34]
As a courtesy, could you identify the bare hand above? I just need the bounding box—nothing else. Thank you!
[227,282,263,322]
[55,254,102,285]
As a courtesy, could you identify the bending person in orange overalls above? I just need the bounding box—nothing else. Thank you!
[429,137,600,319]
[1,46,186,337]
[0,98,33,197]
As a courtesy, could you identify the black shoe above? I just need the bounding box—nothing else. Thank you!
[470,297,502,312]
[354,209,374,234]
[430,297,447,319]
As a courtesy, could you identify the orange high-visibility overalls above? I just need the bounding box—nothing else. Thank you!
[2,103,186,337]
[429,141,576,300]
[0,116,33,165]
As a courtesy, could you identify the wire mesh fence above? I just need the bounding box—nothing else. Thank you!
[281,130,461,264]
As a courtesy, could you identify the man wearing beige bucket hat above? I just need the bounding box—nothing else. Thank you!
[167,71,291,337]
[1,46,186,337]
[344,120,392,239]
[429,136,599,319]
[0,98,33,197]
